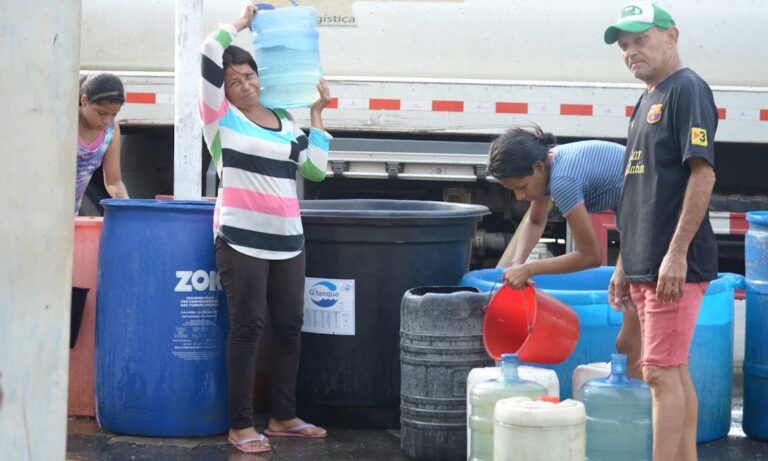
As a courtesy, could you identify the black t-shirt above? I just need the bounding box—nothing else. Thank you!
[617,68,718,283]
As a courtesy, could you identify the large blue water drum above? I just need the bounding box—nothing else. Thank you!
[95,200,229,436]
[461,267,619,401]
[744,210,768,441]
[460,267,743,442]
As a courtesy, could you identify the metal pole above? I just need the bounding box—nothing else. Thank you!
[0,1,81,459]
[174,0,204,200]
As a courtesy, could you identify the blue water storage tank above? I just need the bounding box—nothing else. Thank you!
[744,210,768,441]
[460,266,743,443]
[251,5,322,108]
[461,267,620,401]
[95,200,229,436]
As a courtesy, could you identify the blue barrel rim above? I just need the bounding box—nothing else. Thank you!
[747,210,768,225]
[300,199,490,219]
[462,267,744,297]
[100,198,215,210]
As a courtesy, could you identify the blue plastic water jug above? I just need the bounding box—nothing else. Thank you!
[577,353,652,461]
[251,5,321,108]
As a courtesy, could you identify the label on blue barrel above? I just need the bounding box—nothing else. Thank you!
[172,270,226,361]
[302,277,355,335]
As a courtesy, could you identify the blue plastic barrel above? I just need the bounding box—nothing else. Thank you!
[95,200,229,436]
[744,210,768,441]
[251,6,321,108]
[461,266,743,442]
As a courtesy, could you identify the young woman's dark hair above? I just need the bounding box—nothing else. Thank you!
[79,73,125,105]
[488,125,557,178]
[222,45,259,74]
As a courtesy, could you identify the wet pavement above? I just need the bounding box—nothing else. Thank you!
[67,374,768,461]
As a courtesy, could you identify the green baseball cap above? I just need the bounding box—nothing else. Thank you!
[604,2,676,44]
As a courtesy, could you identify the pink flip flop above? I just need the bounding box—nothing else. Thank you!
[264,423,327,439]
[227,434,272,453]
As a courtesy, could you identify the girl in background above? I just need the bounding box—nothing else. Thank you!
[76,73,129,214]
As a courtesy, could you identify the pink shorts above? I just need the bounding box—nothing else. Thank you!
[629,281,709,368]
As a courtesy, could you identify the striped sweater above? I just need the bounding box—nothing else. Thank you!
[200,24,331,260]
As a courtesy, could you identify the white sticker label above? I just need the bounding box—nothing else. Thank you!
[302,277,355,335]
[172,269,225,361]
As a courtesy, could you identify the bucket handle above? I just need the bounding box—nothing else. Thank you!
[486,278,535,335]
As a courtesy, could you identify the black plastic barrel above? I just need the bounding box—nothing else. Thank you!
[400,286,493,460]
[95,199,229,436]
[296,199,489,429]
[70,287,89,349]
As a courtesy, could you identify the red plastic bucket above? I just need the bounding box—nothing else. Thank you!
[483,285,579,364]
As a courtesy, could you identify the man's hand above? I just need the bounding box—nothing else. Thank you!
[657,249,687,302]
[609,263,633,312]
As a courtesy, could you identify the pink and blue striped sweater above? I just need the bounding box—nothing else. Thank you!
[200,24,331,260]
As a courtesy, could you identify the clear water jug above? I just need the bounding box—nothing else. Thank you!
[494,396,586,461]
[251,5,321,108]
[468,354,547,461]
[577,353,652,461]
[466,364,559,459]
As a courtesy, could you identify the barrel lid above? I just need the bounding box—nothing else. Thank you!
[300,199,489,219]
[495,397,585,427]
[747,210,768,226]
[74,216,104,227]
[101,198,214,211]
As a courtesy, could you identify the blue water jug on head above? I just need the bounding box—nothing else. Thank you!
[468,353,548,461]
[251,3,322,108]
[577,353,651,461]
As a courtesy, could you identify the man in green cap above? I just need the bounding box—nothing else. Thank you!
[604,2,718,460]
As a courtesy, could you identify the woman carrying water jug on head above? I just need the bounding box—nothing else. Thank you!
[487,125,643,378]
[200,3,332,454]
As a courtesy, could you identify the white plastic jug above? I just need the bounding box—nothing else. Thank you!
[251,5,322,108]
[494,396,586,461]
[467,364,559,459]
[571,361,610,399]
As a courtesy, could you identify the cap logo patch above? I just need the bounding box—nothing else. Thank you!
[620,6,643,18]
[691,127,708,146]
[647,103,663,124]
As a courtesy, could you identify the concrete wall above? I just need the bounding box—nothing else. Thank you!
[0,2,81,459]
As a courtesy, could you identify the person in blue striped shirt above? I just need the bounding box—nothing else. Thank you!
[488,125,642,377]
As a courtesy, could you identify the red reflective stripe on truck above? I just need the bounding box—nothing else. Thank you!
[326,97,339,109]
[761,109,768,121]
[730,212,748,235]
[125,92,156,104]
[432,100,464,112]
[495,102,528,114]
[560,104,593,116]
[369,98,401,110]
[717,108,726,120]
[626,106,635,117]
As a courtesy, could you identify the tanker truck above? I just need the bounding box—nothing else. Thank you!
[79,0,768,270]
